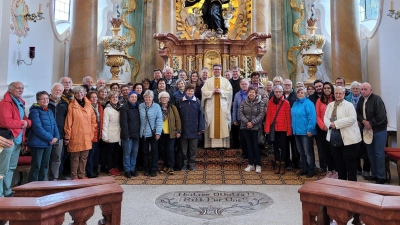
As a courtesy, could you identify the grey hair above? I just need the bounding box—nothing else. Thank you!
[97,86,107,93]
[240,79,249,85]
[335,86,346,94]
[350,81,361,89]
[72,86,85,94]
[165,67,173,73]
[97,78,106,83]
[201,67,210,72]
[272,76,283,85]
[82,76,93,83]
[266,81,273,86]
[176,78,187,86]
[51,83,64,91]
[296,82,305,88]
[273,85,283,92]
[283,79,292,85]
[158,91,170,101]
[7,82,23,91]
[59,77,73,85]
[296,87,306,94]
[107,91,119,99]
[143,89,154,98]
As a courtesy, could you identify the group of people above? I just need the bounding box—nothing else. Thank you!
[0,64,389,197]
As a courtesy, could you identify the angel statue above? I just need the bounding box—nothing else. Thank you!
[184,0,230,35]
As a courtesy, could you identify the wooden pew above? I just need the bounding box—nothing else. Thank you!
[298,182,400,225]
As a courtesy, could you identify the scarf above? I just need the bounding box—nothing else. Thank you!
[351,94,361,108]
[331,99,344,119]
[273,95,281,105]
[92,103,100,124]
[109,102,121,111]
[184,93,194,101]
[76,98,85,107]
[161,104,169,121]
[239,90,248,102]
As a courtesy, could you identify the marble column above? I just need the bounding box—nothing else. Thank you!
[252,0,271,74]
[270,0,287,78]
[68,0,97,84]
[331,0,361,84]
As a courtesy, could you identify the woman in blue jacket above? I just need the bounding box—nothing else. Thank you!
[291,87,316,178]
[28,91,60,182]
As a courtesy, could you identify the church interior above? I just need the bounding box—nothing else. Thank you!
[1,0,400,224]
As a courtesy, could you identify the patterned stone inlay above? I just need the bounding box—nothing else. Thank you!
[156,190,273,220]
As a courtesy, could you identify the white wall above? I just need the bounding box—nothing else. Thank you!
[367,0,400,129]
[3,0,66,108]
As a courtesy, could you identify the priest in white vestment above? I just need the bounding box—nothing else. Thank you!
[201,64,233,148]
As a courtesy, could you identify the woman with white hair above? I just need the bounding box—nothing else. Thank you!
[324,86,361,181]
[158,91,181,174]
[172,78,187,103]
[264,85,292,175]
[139,90,163,177]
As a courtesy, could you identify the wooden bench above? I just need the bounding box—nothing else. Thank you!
[385,147,400,185]
[13,176,116,197]
[0,177,123,225]
[298,182,400,225]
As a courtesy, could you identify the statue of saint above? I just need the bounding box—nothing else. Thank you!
[185,0,230,34]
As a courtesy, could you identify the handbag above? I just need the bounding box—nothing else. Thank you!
[0,127,13,139]
[330,128,344,147]
[267,101,284,142]
[258,127,266,145]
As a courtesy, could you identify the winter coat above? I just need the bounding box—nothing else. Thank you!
[28,103,60,148]
[239,95,265,131]
[232,91,248,123]
[173,90,185,104]
[139,102,163,138]
[176,96,204,139]
[162,104,182,139]
[324,100,362,146]
[64,97,97,152]
[356,93,388,134]
[48,97,68,139]
[91,103,104,142]
[120,102,140,139]
[102,104,121,143]
[264,96,292,136]
[291,97,316,135]
[0,92,31,139]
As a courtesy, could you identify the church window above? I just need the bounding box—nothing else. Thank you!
[54,0,71,22]
[359,0,379,22]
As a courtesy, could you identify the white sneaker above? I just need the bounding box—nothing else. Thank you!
[255,165,262,173]
[244,164,255,172]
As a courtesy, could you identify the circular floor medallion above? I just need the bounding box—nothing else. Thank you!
[155,190,274,220]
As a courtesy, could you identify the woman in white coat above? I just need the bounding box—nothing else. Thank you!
[324,86,361,181]
[102,91,121,176]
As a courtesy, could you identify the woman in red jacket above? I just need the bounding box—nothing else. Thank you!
[264,85,292,175]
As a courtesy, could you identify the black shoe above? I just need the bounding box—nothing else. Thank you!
[376,179,386,184]
[87,173,98,178]
[364,175,377,181]
[144,171,150,176]
[131,171,138,177]
[296,171,307,176]
[306,173,314,178]
[188,165,196,171]
[125,172,132,178]
[150,171,157,177]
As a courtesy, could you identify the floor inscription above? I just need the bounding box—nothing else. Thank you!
[155,190,273,220]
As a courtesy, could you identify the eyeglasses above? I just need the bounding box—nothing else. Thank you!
[38,98,49,101]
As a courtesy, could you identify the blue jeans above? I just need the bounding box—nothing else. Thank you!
[159,134,175,169]
[242,130,261,166]
[295,135,315,174]
[0,144,21,197]
[142,136,159,172]
[366,130,387,179]
[121,139,139,172]
[28,147,52,182]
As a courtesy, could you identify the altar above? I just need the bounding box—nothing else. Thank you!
[153,32,271,78]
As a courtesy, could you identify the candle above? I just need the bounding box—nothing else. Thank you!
[39,4,42,13]
[391,1,394,11]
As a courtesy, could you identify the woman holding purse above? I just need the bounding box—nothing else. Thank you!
[264,85,291,175]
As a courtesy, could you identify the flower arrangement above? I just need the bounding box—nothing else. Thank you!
[103,36,130,53]
[299,35,317,51]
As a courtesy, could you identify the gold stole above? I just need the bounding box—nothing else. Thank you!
[214,78,220,139]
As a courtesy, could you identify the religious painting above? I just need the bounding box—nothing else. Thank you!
[176,0,251,40]
[10,0,30,43]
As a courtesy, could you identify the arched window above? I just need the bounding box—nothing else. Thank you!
[54,0,71,22]
[359,0,379,22]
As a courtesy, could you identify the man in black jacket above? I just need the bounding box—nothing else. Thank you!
[356,82,388,184]
[48,83,69,181]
